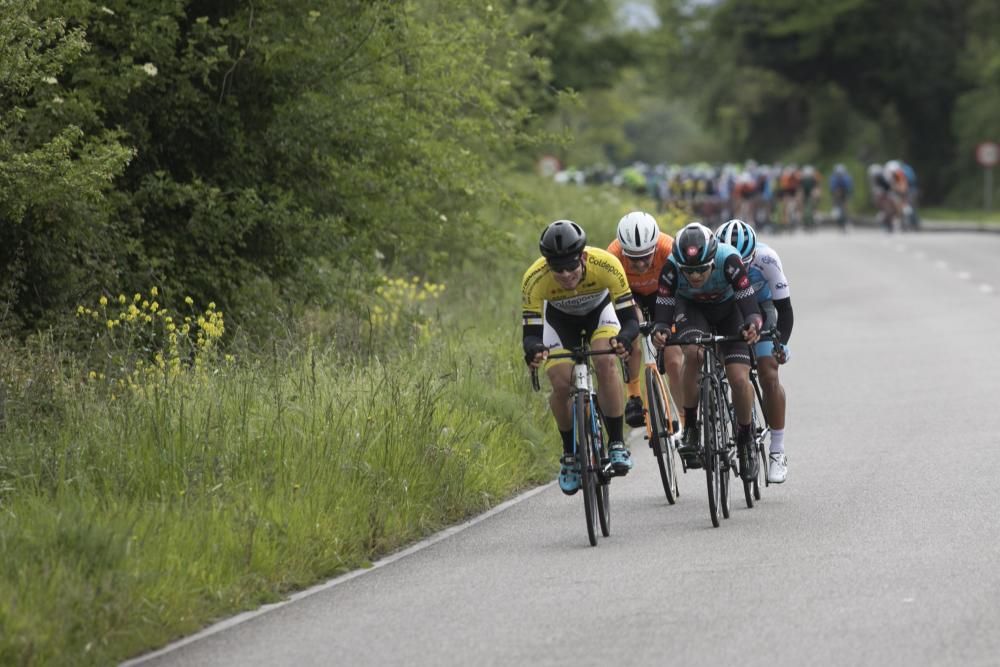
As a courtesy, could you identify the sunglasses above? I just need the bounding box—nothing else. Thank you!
[626,253,655,265]
[680,263,712,275]
[549,259,581,274]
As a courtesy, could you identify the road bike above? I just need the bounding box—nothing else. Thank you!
[664,332,742,528]
[532,342,620,546]
[638,322,680,504]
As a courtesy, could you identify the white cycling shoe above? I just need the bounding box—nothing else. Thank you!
[767,452,788,484]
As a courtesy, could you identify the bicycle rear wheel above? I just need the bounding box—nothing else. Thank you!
[577,393,599,546]
[645,366,679,504]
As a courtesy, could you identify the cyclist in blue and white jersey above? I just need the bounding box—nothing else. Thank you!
[716,219,793,483]
[651,222,763,477]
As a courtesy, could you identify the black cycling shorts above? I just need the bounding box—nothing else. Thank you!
[674,298,751,366]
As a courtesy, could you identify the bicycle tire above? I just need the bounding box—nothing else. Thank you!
[593,395,611,537]
[645,366,679,504]
[577,392,599,546]
[702,379,722,528]
[739,398,758,508]
[714,377,733,520]
[752,404,765,499]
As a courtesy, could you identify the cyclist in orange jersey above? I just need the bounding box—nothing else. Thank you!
[607,211,684,429]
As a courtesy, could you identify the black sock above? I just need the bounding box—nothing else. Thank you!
[604,415,624,444]
[560,429,574,456]
[738,422,751,442]
[684,406,698,427]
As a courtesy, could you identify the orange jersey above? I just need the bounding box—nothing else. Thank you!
[607,233,674,297]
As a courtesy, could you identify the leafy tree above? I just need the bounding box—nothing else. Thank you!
[0,2,133,333]
[3,1,549,337]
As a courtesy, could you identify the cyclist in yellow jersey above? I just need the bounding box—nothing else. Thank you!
[522,220,638,495]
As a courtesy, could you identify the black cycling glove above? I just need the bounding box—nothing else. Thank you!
[524,342,547,366]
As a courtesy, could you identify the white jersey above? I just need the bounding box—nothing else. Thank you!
[748,243,790,302]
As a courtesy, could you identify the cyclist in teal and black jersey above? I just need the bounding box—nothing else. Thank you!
[650,222,762,475]
[716,219,793,483]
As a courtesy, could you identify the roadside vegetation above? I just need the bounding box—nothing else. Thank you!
[0,174,684,665]
[3,0,997,664]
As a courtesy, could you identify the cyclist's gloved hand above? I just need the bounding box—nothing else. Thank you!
[741,317,762,345]
[524,343,548,368]
[609,335,633,360]
[650,322,671,349]
[773,343,790,365]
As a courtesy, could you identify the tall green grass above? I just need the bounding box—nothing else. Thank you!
[0,175,667,665]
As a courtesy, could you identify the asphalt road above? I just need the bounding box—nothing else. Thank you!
[128,229,1000,667]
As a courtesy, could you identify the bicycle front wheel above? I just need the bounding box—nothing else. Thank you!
[577,392,599,546]
[593,398,611,537]
[645,366,679,504]
[701,380,722,528]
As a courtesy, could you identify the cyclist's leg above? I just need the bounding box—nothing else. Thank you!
[541,305,585,455]
[589,303,632,472]
[673,303,708,460]
[711,303,756,463]
[754,343,788,482]
[623,303,649,428]
[662,343,684,423]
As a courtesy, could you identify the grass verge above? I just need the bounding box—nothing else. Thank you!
[0,175,677,665]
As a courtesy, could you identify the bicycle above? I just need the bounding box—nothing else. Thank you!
[532,342,621,546]
[638,322,680,504]
[663,332,735,527]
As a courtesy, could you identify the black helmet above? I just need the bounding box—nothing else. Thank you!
[539,220,587,260]
[671,222,718,267]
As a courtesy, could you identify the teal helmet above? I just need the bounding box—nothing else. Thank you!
[716,218,757,261]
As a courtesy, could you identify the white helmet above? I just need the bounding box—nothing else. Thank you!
[616,211,660,257]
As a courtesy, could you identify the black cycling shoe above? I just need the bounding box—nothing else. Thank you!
[678,424,702,468]
[738,436,758,481]
[624,396,645,428]
[677,424,700,454]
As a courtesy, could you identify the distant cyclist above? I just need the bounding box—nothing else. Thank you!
[799,165,822,230]
[650,222,763,478]
[522,220,639,495]
[607,211,685,429]
[828,164,853,232]
[715,219,793,483]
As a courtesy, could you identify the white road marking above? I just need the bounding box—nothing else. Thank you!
[957,271,972,281]
[934,260,947,269]
[121,482,554,665]
[979,284,994,294]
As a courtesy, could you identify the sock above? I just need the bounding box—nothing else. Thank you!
[770,429,785,454]
[627,378,641,398]
[560,429,574,456]
[604,415,624,444]
[738,422,752,443]
[684,406,697,428]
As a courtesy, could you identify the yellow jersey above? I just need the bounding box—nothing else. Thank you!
[521,247,634,326]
